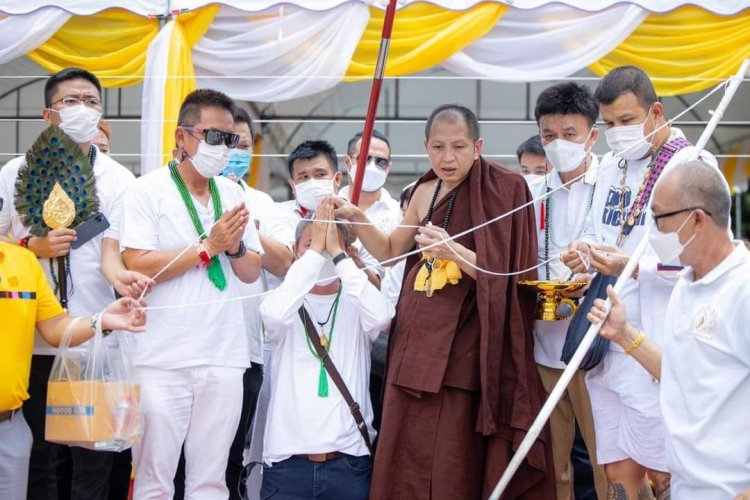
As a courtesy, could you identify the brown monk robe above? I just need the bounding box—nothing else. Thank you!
[370,157,554,499]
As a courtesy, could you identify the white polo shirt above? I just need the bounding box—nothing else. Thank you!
[661,242,750,498]
[526,157,597,369]
[0,149,135,354]
[259,251,394,464]
[119,166,262,369]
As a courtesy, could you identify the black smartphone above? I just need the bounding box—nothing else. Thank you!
[72,212,110,249]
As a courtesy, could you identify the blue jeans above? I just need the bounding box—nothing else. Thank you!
[261,455,371,500]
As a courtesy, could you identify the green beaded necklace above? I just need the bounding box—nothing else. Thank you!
[168,160,227,291]
[302,286,342,397]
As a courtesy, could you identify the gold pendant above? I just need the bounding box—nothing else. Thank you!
[43,182,76,230]
[633,206,641,217]
[320,332,329,349]
[627,215,635,226]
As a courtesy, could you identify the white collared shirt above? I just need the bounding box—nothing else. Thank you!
[661,243,750,498]
[259,251,394,463]
[0,149,135,354]
[582,128,717,348]
[526,156,597,368]
[120,167,263,369]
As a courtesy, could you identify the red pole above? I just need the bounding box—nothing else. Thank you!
[349,0,398,207]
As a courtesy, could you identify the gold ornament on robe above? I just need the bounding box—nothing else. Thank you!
[414,254,462,297]
[43,182,76,230]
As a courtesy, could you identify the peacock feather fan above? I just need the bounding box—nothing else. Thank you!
[15,126,100,237]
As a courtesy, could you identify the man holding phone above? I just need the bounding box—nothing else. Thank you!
[0,67,151,500]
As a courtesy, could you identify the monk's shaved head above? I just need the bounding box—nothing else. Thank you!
[658,160,731,229]
[425,104,480,142]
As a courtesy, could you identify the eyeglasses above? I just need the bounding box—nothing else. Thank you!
[652,206,712,229]
[183,127,240,148]
[51,96,102,109]
[354,155,389,169]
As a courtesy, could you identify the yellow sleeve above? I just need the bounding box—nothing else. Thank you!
[34,258,65,323]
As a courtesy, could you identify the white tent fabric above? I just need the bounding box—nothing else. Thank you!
[442,4,648,81]
[0,7,71,65]
[140,19,175,174]
[192,4,370,103]
[0,0,162,15]
[172,0,750,15]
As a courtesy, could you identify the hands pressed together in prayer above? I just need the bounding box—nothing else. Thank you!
[206,202,249,257]
[312,197,345,256]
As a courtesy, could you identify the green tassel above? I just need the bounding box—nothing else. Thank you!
[207,256,227,291]
[318,362,328,397]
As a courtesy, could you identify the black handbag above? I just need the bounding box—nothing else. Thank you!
[560,273,616,370]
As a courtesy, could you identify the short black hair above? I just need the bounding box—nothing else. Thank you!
[44,68,102,108]
[233,106,255,142]
[347,129,391,157]
[287,140,338,177]
[516,135,545,162]
[534,82,598,127]
[425,104,480,142]
[177,89,236,127]
[594,65,658,111]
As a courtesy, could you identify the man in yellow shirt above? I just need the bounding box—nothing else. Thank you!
[0,241,146,500]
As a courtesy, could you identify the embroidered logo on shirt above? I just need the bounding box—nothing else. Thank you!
[0,290,37,300]
[691,307,718,341]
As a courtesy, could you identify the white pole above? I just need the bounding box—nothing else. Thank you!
[488,58,750,500]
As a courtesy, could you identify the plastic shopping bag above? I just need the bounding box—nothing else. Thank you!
[45,315,141,451]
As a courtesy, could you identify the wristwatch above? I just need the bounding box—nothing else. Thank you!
[225,241,247,259]
[332,252,348,265]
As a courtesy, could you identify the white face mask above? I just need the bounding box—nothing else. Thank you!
[53,104,102,143]
[604,106,654,161]
[187,141,230,179]
[350,160,388,192]
[543,128,594,173]
[317,251,339,286]
[295,178,335,211]
[648,211,696,265]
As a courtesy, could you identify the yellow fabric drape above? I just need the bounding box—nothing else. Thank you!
[590,6,750,96]
[160,6,220,166]
[28,9,158,88]
[346,2,505,79]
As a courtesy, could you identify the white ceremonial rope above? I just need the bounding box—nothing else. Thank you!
[136,77,728,311]
[488,58,750,500]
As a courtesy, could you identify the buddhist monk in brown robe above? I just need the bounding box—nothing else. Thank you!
[333,104,554,499]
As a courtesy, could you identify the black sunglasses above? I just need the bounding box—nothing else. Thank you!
[652,206,712,227]
[183,127,240,148]
[355,155,389,169]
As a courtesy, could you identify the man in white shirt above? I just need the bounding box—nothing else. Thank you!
[561,65,717,499]
[0,67,150,500]
[171,106,295,500]
[259,199,393,500]
[526,82,607,499]
[121,89,263,499]
[588,160,750,500]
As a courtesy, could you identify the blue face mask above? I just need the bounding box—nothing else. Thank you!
[222,149,252,180]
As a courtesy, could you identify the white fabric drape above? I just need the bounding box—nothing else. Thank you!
[140,20,174,175]
[171,0,750,15]
[192,4,370,103]
[0,0,163,15]
[442,4,648,81]
[0,7,71,65]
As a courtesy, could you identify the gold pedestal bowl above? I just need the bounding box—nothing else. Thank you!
[519,280,587,321]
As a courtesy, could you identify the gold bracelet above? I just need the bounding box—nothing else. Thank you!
[625,330,645,355]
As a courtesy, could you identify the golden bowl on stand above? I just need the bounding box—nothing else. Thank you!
[518,280,588,321]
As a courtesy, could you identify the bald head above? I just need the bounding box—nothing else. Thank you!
[656,160,731,229]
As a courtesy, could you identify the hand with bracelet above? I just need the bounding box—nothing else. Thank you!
[587,284,662,380]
